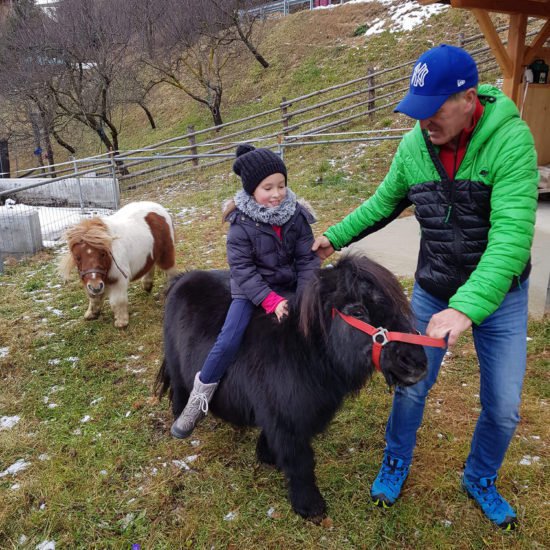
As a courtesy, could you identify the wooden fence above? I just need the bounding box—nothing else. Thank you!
[5,22,539,194]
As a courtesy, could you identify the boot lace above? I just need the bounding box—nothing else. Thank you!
[476,484,506,513]
[379,459,407,490]
[190,391,210,415]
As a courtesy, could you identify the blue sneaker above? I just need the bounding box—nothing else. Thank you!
[462,474,518,531]
[371,455,410,508]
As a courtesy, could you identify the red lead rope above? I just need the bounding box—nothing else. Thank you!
[332,308,447,373]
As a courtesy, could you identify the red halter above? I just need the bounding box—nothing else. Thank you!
[332,308,446,372]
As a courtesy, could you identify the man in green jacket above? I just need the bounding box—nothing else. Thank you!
[313,45,538,530]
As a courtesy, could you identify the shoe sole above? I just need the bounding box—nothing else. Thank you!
[462,483,518,531]
[372,496,393,509]
[170,425,193,439]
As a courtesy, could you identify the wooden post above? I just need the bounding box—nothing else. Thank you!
[367,68,375,117]
[458,32,465,47]
[187,125,199,167]
[0,139,10,178]
[546,273,550,317]
[281,97,290,137]
[503,13,528,106]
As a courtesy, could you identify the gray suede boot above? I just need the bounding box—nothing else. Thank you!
[171,372,218,439]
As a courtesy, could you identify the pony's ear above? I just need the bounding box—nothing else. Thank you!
[58,253,76,283]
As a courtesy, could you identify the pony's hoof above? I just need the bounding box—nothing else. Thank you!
[114,320,129,329]
[291,487,327,522]
[84,312,100,321]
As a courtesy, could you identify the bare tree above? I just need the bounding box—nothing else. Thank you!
[204,0,270,69]
[136,0,269,127]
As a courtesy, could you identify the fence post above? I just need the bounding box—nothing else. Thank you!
[72,155,85,214]
[367,67,376,117]
[109,149,120,210]
[187,125,199,167]
[278,134,284,162]
[458,32,465,47]
[281,97,290,137]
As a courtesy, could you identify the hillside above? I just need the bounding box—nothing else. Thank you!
[8,0,497,166]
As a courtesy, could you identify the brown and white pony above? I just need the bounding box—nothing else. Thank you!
[60,201,177,328]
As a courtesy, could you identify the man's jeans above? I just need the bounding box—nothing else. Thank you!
[385,281,529,481]
[200,298,255,384]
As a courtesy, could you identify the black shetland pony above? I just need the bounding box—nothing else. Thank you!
[156,255,427,522]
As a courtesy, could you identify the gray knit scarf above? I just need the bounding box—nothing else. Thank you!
[234,188,297,225]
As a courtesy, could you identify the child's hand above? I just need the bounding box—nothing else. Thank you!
[275,300,289,322]
[312,235,335,260]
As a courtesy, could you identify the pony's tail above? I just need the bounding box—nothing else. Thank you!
[58,253,76,282]
[154,358,171,400]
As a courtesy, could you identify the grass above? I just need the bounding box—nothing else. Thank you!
[1,161,549,548]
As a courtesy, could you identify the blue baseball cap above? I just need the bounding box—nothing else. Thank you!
[395,44,478,120]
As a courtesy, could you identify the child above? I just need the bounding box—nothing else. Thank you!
[171,144,321,439]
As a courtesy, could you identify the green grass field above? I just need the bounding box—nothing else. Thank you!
[1,155,548,548]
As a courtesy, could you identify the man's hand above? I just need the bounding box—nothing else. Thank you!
[275,300,289,322]
[312,235,335,260]
[426,308,472,348]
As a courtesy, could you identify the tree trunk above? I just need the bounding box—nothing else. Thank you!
[52,130,76,155]
[138,102,156,129]
[0,139,10,178]
[235,19,269,68]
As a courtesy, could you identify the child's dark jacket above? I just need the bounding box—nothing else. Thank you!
[226,203,320,305]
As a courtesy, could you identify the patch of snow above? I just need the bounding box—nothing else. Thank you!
[519,455,540,466]
[0,459,31,478]
[364,0,448,36]
[267,507,277,518]
[172,460,190,471]
[0,415,21,430]
[38,454,50,461]
[36,541,55,550]
[223,511,237,521]
[121,513,135,530]
[0,347,9,359]
[10,483,21,490]
[80,415,92,423]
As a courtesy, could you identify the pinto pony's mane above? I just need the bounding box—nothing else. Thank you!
[59,218,112,281]
[299,254,413,338]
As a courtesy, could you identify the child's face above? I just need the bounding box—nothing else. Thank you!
[253,173,287,208]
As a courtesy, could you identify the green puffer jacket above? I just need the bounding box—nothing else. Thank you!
[325,85,538,325]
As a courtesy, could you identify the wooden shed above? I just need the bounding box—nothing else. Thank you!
[419,0,550,167]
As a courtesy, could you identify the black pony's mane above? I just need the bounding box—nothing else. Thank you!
[299,254,413,338]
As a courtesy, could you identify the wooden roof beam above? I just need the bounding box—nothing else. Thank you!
[525,18,550,64]
[471,8,513,76]
[451,0,550,18]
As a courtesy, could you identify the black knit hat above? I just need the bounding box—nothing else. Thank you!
[232,144,287,195]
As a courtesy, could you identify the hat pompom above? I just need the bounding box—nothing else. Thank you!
[236,143,255,157]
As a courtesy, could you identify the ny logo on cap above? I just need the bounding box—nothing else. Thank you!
[411,62,429,87]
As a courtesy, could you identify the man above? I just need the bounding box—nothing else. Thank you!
[312,44,538,530]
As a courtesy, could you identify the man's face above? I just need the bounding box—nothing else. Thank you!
[419,88,477,146]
